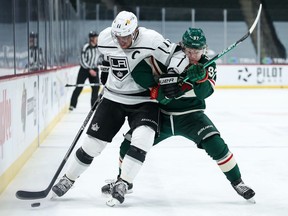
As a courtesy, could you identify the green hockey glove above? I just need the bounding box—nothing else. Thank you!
[186,63,208,83]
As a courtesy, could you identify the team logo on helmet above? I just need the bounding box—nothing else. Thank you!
[182,28,207,49]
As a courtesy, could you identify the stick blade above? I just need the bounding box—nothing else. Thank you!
[248,4,262,34]
[16,190,48,200]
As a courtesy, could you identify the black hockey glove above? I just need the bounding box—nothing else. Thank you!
[186,63,208,83]
[99,61,110,85]
[158,70,181,99]
[100,71,108,85]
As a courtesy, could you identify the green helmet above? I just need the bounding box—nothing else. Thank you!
[182,28,207,49]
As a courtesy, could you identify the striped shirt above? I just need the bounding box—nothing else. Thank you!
[80,43,101,69]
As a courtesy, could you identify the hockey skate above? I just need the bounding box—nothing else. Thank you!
[231,178,255,203]
[52,175,74,197]
[106,179,128,207]
[101,179,133,196]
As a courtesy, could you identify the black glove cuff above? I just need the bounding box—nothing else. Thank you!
[100,72,108,85]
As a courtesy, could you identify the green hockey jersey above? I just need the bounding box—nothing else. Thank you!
[131,53,217,115]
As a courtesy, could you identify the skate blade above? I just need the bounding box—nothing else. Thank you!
[50,192,58,200]
[106,198,120,207]
[247,197,256,204]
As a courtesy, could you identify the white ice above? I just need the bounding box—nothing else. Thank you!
[1,89,288,216]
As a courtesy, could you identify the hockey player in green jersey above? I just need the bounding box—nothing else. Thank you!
[101,28,255,203]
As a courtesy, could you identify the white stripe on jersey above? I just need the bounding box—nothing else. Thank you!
[80,43,100,69]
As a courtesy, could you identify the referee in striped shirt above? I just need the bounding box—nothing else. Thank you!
[69,31,101,110]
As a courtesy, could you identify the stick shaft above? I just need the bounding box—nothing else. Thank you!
[65,83,100,87]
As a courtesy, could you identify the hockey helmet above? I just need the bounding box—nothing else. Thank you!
[29,31,38,38]
[111,11,138,37]
[182,28,207,49]
[89,31,98,38]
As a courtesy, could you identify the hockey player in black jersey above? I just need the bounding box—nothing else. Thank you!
[101,28,255,203]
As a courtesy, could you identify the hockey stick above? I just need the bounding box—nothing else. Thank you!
[183,3,262,81]
[15,89,104,200]
[65,83,100,87]
[204,4,262,68]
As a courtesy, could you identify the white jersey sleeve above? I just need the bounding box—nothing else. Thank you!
[167,47,189,74]
[140,28,188,74]
[138,29,176,66]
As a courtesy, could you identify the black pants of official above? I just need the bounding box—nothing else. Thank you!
[70,66,100,108]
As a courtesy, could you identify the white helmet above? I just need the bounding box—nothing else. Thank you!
[111,11,138,37]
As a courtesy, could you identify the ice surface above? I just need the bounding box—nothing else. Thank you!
[1,89,287,216]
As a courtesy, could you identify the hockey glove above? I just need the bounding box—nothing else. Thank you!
[186,63,208,83]
[158,71,181,99]
[99,61,110,85]
[150,85,171,105]
[100,70,108,85]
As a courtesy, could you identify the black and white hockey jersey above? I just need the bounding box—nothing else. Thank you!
[97,26,188,105]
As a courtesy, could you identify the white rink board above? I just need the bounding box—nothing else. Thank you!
[0,77,38,175]
[217,65,288,87]
[0,66,78,178]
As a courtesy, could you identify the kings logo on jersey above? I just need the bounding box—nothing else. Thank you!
[110,56,130,81]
